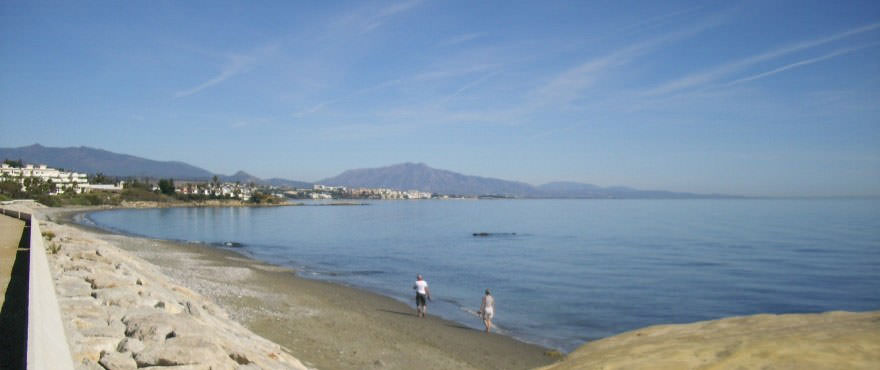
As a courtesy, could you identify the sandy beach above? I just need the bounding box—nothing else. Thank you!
[45,207,558,370]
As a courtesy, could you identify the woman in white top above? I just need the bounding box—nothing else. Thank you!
[479,289,494,333]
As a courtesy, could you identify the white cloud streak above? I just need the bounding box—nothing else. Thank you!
[439,32,487,46]
[336,0,424,34]
[644,22,880,96]
[529,17,724,109]
[726,43,880,86]
[174,45,278,98]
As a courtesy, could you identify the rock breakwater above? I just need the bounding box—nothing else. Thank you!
[43,220,310,370]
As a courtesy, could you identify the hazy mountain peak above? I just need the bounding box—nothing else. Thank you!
[321,163,537,196]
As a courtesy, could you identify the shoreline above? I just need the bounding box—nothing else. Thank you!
[46,206,558,369]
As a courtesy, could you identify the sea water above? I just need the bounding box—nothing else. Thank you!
[84,199,880,351]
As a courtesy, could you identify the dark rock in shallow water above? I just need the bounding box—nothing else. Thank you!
[212,241,244,248]
[472,232,516,237]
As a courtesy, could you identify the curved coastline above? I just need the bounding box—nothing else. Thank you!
[46,206,558,369]
[69,207,555,348]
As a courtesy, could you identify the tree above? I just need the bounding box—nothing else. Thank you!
[23,177,55,195]
[92,172,111,184]
[3,159,23,168]
[158,178,175,195]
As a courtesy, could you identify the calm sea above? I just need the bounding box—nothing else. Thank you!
[83,199,880,351]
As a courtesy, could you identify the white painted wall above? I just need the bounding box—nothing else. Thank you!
[0,209,77,370]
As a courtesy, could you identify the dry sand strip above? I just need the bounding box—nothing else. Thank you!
[45,208,559,370]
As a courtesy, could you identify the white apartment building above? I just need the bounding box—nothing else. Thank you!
[1,163,89,194]
[313,184,346,192]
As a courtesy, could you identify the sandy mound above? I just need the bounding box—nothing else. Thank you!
[541,310,880,369]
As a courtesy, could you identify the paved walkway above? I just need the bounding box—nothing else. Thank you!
[0,214,25,308]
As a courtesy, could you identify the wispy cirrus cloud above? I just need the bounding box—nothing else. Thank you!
[528,16,725,110]
[438,32,487,47]
[332,0,424,34]
[726,42,880,86]
[643,22,880,96]
[292,102,330,118]
[174,44,278,98]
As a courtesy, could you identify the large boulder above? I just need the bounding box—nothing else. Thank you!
[133,336,234,368]
[99,350,137,370]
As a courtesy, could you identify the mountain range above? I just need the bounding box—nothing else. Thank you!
[321,163,730,198]
[1,144,733,198]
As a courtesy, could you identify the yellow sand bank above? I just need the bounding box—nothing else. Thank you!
[542,310,880,369]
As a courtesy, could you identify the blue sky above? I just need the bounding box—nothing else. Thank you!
[1,0,878,196]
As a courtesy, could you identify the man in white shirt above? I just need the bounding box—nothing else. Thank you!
[413,274,431,317]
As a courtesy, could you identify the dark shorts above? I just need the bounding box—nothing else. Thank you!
[416,293,427,306]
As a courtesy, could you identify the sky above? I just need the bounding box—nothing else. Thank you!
[1,0,878,197]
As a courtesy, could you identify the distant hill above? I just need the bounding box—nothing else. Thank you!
[0,144,215,179]
[265,177,313,189]
[218,171,312,188]
[536,181,724,199]
[0,144,735,197]
[320,162,538,196]
[319,163,732,198]
[0,144,312,187]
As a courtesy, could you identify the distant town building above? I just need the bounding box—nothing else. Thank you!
[1,163,90,194]
[313,184,346,192]
[171,180,255,201]
[83,182,125,192]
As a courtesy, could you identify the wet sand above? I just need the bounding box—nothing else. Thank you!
[48,208,557,370]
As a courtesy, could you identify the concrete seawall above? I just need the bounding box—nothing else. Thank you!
[0,208,75,370]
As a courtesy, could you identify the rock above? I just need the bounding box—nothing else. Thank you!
[184,301,201,317]
[133,336,230,367]
[80,319,125,338]
[123,313,174,343]
[78,358,105,370]
[227,351,251,365]
[123,312,210,343]
[117,337,145,354]
[70,250,111,264]
[92,287,140,307]
[99,350,137,370]
[59,297,104,321]
[70,316,107,331]
[72,336,119,363]
[55,275,93,297]
[85,271,133,289]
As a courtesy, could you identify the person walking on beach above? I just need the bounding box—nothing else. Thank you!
[478,289,495,333]
[413,274,431,317]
